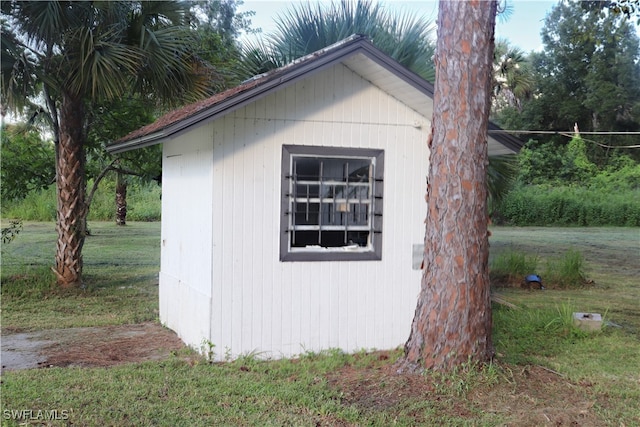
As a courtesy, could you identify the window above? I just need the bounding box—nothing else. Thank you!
[280,145,384,261]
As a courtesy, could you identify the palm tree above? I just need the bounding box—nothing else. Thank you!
[239,1,518,219]
[240,0,436,82]
[1,1,211,287]
[492,38,534,112]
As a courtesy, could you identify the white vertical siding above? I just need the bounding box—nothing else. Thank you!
[159,126,214,350]
[164,62,429,360]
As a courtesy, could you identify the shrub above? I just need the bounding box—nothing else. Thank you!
[1,220,23,244]
[1,179,162,222]
[497,185,640,226]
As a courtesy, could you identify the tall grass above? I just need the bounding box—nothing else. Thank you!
[491,248,586,288]
[2,186,57,221]
[2,179,161,222]
[490,250,539,285]
[544,248,586,288]
[492,301,589,365]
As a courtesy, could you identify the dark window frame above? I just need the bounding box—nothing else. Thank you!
[280,145,384,262]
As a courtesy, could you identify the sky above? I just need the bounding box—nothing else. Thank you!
[238,0,558,53]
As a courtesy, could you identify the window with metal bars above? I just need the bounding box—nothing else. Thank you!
[280,145,384,261]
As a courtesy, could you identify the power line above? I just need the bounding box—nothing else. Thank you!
[487,129,640,149]
[488,130,640,135]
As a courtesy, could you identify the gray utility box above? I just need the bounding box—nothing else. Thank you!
[573,312,603,332]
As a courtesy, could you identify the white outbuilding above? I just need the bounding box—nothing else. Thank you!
[108,35,521,361]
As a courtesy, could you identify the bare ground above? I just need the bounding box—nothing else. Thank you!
[1,322,185,371]
[328,352,603,426]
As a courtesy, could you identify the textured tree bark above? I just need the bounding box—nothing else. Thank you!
[115,172,127,226]
[54,93,87,287]
[400,0,497,372]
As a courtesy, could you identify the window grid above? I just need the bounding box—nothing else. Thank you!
[290,157,375,249]
[280,145,384,262]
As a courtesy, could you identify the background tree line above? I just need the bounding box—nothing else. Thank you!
[491,1,640,225]
[2,0,639,278]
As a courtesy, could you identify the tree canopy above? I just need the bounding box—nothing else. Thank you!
[239,0,436,82]
[1,123,55,202]
[496,1,640,164]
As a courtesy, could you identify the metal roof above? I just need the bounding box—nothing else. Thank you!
[107,35,522,155]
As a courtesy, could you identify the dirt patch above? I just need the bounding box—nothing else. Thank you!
[1,322,187,371]
[471,365,600,426]
[327,354,602,426]
[327,353,435,412]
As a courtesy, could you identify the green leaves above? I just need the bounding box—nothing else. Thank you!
[492,39,534,112]
[0,124,55,202]
[2,1,212,110]
[241,0,435,82]
[64,26,141,100]
[133,25,210,105]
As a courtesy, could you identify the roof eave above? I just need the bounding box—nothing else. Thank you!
[107,35,523,155]
[487,122,524,153]
[108,131,168,154]
[107,36,376,154]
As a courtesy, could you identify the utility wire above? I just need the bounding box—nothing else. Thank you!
[488,130,640,135]
[488,129,640,149]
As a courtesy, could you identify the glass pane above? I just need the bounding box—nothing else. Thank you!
[350,203,368,225]
[295,184,319,198]
[347,161,370,183]
[318,231,369,248]
[320,231,347,247]
[321,203,333,225]
[289,153,375,250]
[345,184,370,200]
[320,183,333,199]
[321,203,349,225]
[295,158,320,181]
[320,158,344,181]
[294,202,319,225]
[346,231,369,247]
[333,184,347,200]
[292,231,320,248]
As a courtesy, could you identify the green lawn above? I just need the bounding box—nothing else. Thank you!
[1,222,160,331]
[1,222,639,426]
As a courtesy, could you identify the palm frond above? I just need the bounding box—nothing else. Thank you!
[492,38,534,110]
[237,38,288,79]
[133,25,210,104]
[258,0,435,82]
[1,24,40,111]
[487,155,518,215]
[9,1,66,48]
[70,27,142,99]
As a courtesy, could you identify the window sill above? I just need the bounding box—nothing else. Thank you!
[280,249,382,262]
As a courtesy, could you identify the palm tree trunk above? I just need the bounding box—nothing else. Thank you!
[400,0,496,372]
[54,93,87,287]
[115,172,127,226]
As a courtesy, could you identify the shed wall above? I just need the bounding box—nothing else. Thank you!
[159,126,214,349]
[161,63,430,360]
